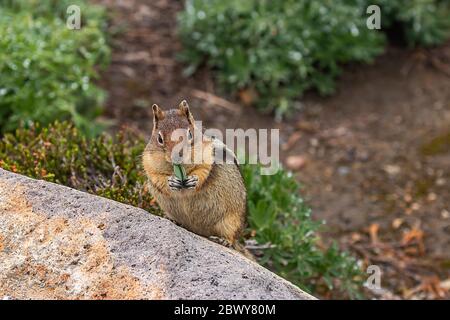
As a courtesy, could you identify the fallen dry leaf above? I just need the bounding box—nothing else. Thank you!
[404,276,448,299]
[238,88,258,106]
[439,278,450,290]
[401,225,425,255]
[367,223,380,244]
[192,89,240,112]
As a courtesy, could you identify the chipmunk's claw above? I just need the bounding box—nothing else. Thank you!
[168,176,183,191]
[184,175,198,189]
[209,236,232,248]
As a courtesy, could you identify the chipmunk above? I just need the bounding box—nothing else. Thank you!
[142,100,252,258]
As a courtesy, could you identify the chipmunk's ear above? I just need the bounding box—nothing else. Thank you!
[178,100,194,125]
[152,104,165,126]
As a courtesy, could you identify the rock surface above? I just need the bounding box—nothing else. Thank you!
[0,169,314,300]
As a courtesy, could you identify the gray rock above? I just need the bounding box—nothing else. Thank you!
[0,169,314,300]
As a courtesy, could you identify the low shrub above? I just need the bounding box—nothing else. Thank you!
[0,122,155,212]
[177,0,385,117]
[0,0,110,135]
[360,0,450,46]
[0,122,364,298]
[242,164,363,298]
[178,0,450,116]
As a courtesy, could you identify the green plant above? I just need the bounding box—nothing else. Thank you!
[1,0,107,21]
[360,0,450,46]
[178,0,385,117]
[0,0,110,135]
[0,122,364,298]
[242,164,364,298]
[178,0,450,116]
[0,122,156,213]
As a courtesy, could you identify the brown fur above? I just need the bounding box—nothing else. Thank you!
[143,101,250,258]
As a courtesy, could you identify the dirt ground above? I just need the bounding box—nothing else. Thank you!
[93,0,450,299]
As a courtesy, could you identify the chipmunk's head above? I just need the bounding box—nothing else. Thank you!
[150,100,199,164]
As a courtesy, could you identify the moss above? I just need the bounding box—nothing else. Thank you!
[420,131,450,156]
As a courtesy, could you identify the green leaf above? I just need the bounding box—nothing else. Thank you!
[173,164,187,182]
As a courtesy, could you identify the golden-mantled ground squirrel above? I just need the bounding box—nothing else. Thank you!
[142,100,252,258]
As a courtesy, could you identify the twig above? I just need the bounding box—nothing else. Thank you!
[245,243,277,250]
[191,89,240,113]
[244,240,276,250]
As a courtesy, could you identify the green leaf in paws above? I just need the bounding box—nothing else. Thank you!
[173,164,186,182]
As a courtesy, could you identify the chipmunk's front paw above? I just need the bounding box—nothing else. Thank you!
[168,176,183,191]
[184,175,198,189]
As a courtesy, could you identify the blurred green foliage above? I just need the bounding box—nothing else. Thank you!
[178,0,385,117]
[243,164,363,298]
[0,0,110,135]
[0,122,364,298]
[360,0,450,46]
[178,0,449,116]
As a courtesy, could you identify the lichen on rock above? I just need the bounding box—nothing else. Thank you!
[0,169,314,300]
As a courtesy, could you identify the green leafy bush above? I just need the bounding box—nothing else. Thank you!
[242,165,363,298]
[360,0,450,46]
[178,0,450,116]
[1,0,107,22]
[0,0,110,135]
[178,0,385,117]
[0,122,364,298]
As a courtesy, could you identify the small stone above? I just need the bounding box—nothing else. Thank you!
[350,232,362,242]
[324,167,333,177]
[440,279,450,290]
[357,150,370,162]
[427,193,437,202]
[404,194,413,203]
[334,126,348,137]
[285,155,306,171]
[384,164,401,176]
[441,209,449,219]
[392,218,403,229]
[337,166,350,176]
[309,138,319,147]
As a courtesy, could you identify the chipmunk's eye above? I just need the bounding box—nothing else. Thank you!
[187,128,193,141]
[157,132,164,146]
